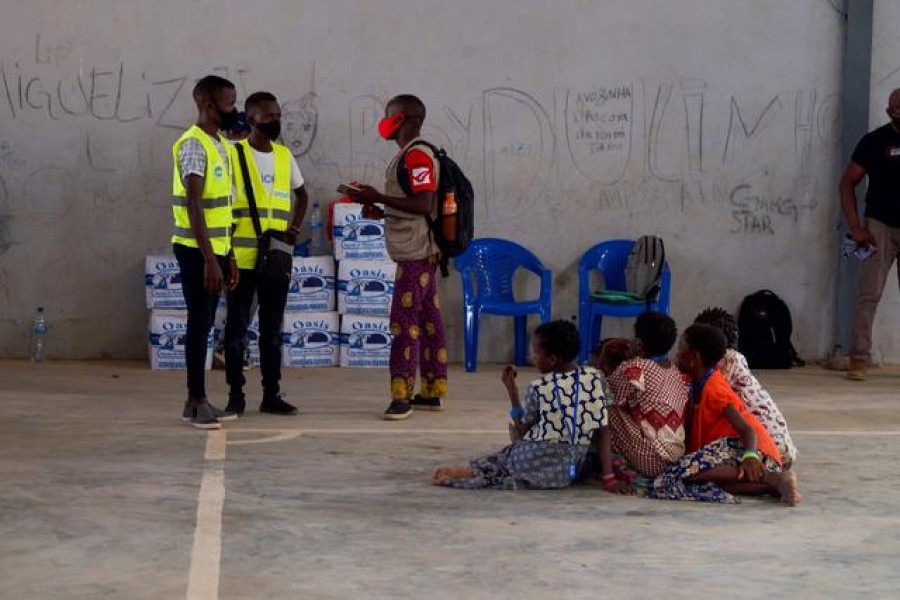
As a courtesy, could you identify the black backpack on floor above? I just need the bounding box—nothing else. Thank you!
[737,290,805,369]
[397,141,474,277]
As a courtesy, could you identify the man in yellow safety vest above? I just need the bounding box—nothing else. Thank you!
[171,75,241,430]
[224,91,308,416]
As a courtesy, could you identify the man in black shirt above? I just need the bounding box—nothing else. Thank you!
[839,88,900,380]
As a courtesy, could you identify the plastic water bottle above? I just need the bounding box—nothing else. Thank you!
[309,203,326,256]
[31,306,47,363]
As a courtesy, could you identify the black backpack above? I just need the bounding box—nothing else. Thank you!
[737,290,805,369]
[624,235,666,308]
[397,141,474,277]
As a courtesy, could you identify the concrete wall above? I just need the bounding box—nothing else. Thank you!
[868,0,900,364]
[0,0,856,361]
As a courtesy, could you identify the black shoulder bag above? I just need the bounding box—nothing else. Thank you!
[235,143,293,281]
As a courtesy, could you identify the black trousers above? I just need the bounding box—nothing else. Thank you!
[225,268,289,397]
[173,244,228,400]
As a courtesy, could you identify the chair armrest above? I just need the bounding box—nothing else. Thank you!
[539,268,552,304]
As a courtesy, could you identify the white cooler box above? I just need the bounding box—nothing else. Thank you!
[332,203,389,261]
[337,259,396,316]
[339,314,393,368]
[281,311,340,367]
[145,254,185,309]
[286,256,336,312]
[148,309,213,370]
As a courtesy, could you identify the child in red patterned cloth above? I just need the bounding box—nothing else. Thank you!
[599,312,689,478]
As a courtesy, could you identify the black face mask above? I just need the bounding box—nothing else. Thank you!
[256,120,282,142]
[218,108,239,130]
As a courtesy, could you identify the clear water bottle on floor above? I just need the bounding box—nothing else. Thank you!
[31,306,47,363]
[308,202,326,256]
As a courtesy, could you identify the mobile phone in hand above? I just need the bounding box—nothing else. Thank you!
[336,183,361,194]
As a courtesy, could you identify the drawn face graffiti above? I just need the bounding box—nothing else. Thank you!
[281,93,318,157]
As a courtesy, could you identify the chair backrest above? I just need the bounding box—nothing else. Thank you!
[579,239,635,292]
[455,238,545,303]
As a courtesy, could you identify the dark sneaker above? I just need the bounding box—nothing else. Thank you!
[384,400,413,421]
[183,401,221,430]
[260,394,298,416]
[410,394,443,411]
[243,351,252,371]
[210,403,239,422]
[224,393,246,416]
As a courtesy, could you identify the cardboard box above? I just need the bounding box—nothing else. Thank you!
[148,309,213,370]
[332,203,389,261]
[286,256,336,312]
[145,254,185,309]
[337,259,397,316]
[146,254,224,309]
[339,314,393,368]
[281,311,340,367]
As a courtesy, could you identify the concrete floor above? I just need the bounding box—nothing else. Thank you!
[0,360,898,600]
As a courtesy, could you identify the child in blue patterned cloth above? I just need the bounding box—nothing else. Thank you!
[432,320,629,492]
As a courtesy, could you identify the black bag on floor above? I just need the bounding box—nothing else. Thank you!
[737,290,805,369]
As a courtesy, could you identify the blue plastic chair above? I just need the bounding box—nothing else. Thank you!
[455,238,552,372]
[578,239,672,363]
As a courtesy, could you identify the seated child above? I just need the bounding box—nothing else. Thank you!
[593,338,639,376]
[433,320,628,492]
[603,312,689,478]
[648,324,801,505]
[694,307,798,468]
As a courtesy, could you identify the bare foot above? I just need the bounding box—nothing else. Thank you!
[431,466,474,486]
[772,470,802,506]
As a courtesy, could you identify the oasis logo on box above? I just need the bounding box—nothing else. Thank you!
[345,321,392,351]
[345,267,393,299]
[150,321,187,352]
[290,264,328,295]
[148,261,181,289]
[341,214,384,243]
[285,319,333,350]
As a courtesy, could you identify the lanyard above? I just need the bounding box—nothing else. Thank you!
[553,368,582,481]
[690,368,716,404]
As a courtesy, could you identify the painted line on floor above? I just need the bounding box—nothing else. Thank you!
[792,430,900,436]
[225,427,900,438]
[187,430,227,600]
[228,428,509,437]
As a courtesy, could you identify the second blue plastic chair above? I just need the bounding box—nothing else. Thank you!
[578,239,672,363]
[455,238,552,372]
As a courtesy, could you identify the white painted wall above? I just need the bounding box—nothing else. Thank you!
[868,0,900,365]
[0,0,854,362]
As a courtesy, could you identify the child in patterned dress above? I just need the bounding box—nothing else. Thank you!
[648,324,801,505]
[432,321,628,492]
[694,307,798,468]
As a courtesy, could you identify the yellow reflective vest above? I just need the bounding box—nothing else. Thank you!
[231,139,294,269]
[171,125,233,256]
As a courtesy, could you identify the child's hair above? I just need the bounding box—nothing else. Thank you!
[634,312,678,357]
[534,320,580,365]
[594,337,639,375]
[683,324,728,368]
[693,307,738,349]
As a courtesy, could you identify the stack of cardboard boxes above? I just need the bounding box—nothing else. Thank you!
[145,254,215,370]
[333,204,397,368]
[146,202,396,370]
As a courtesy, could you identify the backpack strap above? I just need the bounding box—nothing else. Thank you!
[395,140,444,266]
[235,143,264,240]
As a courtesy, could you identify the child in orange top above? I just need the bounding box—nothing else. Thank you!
[648,324,801,505]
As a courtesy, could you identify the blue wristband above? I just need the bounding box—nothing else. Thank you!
[509,405,525,420]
